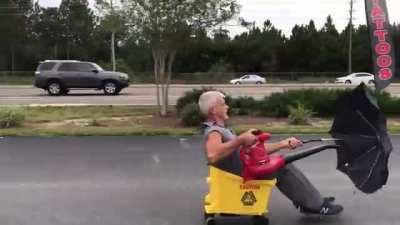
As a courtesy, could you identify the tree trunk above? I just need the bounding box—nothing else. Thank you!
[54,43,58,59]
[152,50,161,111]
[111,32,116,71]
[165,50,176,107]
[66,40,70,60]
[10,45,15,75]
[153,47,176,117]
[159,50,167,116]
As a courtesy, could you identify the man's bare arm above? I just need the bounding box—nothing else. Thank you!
[205,131,241,164]
[265,141,288,154]
[205,130,257,164]
[265,137,303,154]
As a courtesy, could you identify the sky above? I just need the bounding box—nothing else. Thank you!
[37,0,400,37]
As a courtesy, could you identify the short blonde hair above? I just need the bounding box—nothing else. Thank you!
[198,91,225,116]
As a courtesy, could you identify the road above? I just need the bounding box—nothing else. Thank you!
[1,84,400,106]
[0,135,399,225]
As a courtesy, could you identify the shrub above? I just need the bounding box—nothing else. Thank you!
[376,91,400,116]
[260,89,352,117]
[259,92,294,117]
[0,108,26,128]
[298,89,351,117]
[229,96,258,116]
[176,87,216,115]
[288,103,315,125]
[180,103,204,127]
[88,119,103,127]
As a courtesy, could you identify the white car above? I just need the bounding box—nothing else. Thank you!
[230,74,266,85]
[335,72,375,85]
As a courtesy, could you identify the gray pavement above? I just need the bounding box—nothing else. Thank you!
[1,84,400,106]
[0,135,399,225]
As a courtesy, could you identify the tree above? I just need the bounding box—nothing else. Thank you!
[316,16,343,71]
[281,20,322,72]
[96,0,126,71]
[393,24,400,78]
[122,0,239,116]
[174,28,215,72]
[58,0,97,60]
[31,4,64,60]
[229,20,284,72]
[0,0,32,71]
[350,25,372,72]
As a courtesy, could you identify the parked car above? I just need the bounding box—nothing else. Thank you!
[230,74,266,85]
[335,72,375,85]
[34,60,130,95]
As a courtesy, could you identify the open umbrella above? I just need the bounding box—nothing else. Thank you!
[329,83,393,193]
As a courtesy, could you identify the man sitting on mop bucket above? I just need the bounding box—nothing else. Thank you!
[199,91,343,215]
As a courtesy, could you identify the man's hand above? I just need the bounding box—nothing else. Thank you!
[282,137,303,150]
[237,129,257,146]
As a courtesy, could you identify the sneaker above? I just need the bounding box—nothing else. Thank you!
[292,196,335,209]
[298,198,343,216]
[324,196,335,203]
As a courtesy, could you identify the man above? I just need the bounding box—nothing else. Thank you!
[199,91,343,215]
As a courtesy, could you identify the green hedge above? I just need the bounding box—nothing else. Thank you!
[177,88,400,127]
[376,92,400,116]
[180,103,204,126]
[259,89,352,117]
[254,88,398,117]
[176,87,216,115]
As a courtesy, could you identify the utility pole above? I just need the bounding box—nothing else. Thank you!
[348,0,354,74]
[110,0,116,71]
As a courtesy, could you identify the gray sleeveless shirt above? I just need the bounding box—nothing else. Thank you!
[202,121,243,176]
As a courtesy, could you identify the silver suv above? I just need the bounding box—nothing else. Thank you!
[34,60,130,95]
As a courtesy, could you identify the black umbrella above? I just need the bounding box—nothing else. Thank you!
[329,83,393,194]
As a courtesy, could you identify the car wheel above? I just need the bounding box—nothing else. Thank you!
[256,81,262,85]
[345,80,351,84]
[103,81,119,95]
[368,80,374,85]
[235,81,241,85]
[47,81,63,96]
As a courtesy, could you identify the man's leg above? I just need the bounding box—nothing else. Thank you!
[273,164,343,215]
[274,163,323,210]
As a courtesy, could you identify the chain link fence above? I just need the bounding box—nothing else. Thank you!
[1,71,399,84]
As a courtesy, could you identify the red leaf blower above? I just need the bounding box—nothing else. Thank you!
[240,131,339,182]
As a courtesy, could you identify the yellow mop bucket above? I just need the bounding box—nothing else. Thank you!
[204,166,276,216]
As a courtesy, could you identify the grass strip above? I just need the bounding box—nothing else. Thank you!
[1,105,399,136]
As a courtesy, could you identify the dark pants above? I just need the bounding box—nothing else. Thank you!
[270,164,324,210]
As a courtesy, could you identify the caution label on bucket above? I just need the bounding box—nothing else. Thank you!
[240,184,260,190]
[241,191,257,206]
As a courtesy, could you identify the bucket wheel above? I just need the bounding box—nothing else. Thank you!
[253,215,269,225]
[204,213,215,225]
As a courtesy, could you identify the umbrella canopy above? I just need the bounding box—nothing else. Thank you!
[330,83,393,194]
